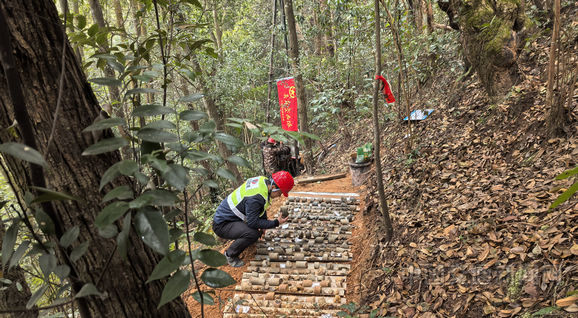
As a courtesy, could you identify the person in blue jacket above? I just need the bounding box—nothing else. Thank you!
[213,171,294,267]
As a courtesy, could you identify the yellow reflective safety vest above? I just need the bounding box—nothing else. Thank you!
[227,176,271,222]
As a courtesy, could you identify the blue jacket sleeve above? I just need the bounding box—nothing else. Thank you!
[245,195,279,230]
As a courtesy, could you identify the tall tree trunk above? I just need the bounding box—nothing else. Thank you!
[191,3,241,184]
[131,0,141,37]
[384,2,413,151]
[312,3,323,55]
[211,0,223,54]
[131,0,147,38]
[180,78,219,202]
[192,61,243,185]
[59,0,70,27]
[88,0,105,27]
[129,0,146,131]
[373,0,393,241]
[407,0,423,32]
[279,0,290,71]
[88,0,132,152]
[284,0,314,174]
[113,0,131,150]
[58,0,82,62]
[0,1,190,317]
[88,0,121,107]
[71,0,83,61]
[546,0,564,136]
[71,0,79,18]
[266,0,278,123]
[113,0,123,30]
[0,220,37,318]
[321,0,335,57]
[426,0,434,34]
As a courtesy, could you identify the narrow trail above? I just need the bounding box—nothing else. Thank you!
[186,174,365,317]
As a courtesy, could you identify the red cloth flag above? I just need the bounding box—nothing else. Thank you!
[375,75,396,103]
[277,77,298,131]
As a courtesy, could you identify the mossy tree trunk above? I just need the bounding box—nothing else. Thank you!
[439,0,525,96]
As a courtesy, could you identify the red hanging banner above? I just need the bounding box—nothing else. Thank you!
[277,77,298,131]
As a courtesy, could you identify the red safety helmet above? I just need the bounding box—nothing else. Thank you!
[271,171,294,197]
[267,137,276,144]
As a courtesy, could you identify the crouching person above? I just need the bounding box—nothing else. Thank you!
[212,171,294,267]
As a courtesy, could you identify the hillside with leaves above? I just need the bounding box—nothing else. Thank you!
[316,11,577,318]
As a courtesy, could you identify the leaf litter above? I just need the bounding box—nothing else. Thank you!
[318,37,577,317]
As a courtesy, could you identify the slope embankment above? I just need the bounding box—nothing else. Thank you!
[322,38,577,317]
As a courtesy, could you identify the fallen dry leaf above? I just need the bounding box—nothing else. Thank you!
[498,307,522,317]
[570,244,578,256]
[501,215,517,222]
[510,246,526,254]
[523,281,540,298]
[556,295,578,307]
[483,304,496,315]
[531,244,542,255]
[478,244,491,262]
[483,259,498,269]
[522,299,536,307]
[564,304,578,313]
[443,224,457,237]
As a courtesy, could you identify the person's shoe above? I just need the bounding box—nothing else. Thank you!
[225,252,244,267]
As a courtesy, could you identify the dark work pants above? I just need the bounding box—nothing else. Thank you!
[212,221,261,258]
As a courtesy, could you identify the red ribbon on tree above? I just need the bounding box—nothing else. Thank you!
[375,75,396,103]
[277,77,298,131]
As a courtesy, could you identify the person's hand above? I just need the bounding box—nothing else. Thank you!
[259,229,267,240]
[277,213,289,225]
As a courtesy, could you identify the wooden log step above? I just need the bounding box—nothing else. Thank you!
[294,173,347,184]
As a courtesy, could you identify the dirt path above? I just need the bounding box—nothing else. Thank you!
[186,174,366,317]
